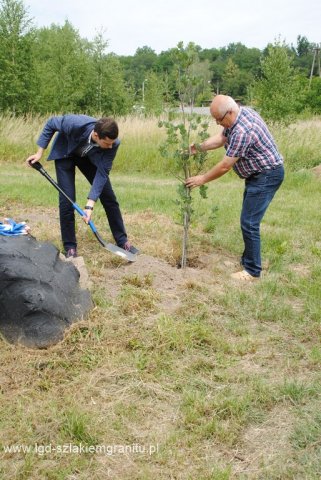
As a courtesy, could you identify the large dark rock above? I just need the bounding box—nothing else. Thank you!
[0,235,92,348]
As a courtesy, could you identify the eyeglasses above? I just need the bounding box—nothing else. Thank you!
[215,110,230,124]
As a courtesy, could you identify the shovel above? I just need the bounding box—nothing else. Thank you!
[30,161,137,262]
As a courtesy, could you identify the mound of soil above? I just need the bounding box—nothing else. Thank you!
[99,252,236,314]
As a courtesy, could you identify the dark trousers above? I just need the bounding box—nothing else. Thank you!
[240,165,284,277]
[55,157,127,250]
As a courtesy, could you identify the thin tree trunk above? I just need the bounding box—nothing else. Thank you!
[181,206,190,269]
[181,165,191,268]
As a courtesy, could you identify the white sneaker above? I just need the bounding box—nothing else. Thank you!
[230,270,259,281]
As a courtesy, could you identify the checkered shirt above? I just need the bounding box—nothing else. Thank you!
[223,107,283,179]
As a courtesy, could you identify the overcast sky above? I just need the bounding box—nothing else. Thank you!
[25,0,320,55]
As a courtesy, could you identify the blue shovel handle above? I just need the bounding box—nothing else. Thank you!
[72,203,98,233]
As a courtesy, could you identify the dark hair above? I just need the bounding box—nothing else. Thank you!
[94,117,119,140]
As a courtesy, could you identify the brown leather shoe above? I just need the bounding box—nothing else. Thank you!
[230,270,259,281]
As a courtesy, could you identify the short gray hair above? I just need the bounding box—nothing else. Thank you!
[217,96,238,116]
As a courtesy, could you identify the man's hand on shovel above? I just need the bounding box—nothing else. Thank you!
[83,200,95,224]
[26,148,45,167]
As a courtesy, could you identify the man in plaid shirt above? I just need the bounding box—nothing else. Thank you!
[186,95,284,281]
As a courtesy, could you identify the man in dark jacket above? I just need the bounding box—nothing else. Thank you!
[27,115,138,258]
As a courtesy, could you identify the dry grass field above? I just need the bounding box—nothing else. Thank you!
[0,115,321,479]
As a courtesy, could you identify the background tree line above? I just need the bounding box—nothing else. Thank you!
[0,0,320,121]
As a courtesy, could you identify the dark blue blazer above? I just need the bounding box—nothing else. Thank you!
[37,114,120,201]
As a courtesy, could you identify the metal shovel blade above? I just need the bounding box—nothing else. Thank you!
[104,243,137,262]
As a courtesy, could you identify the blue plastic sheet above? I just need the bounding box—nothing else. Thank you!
[0,218,30,236]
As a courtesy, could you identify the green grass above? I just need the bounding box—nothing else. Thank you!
[3,114,320,174]
[1,116,321,479]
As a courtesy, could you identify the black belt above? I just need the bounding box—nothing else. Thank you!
[249,164,283,178]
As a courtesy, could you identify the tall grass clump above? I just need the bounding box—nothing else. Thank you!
[272,117,321,171]
[0,114,45,162]
[0,113,168,174]
[114,115,166,174]
[1,114,320,175]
